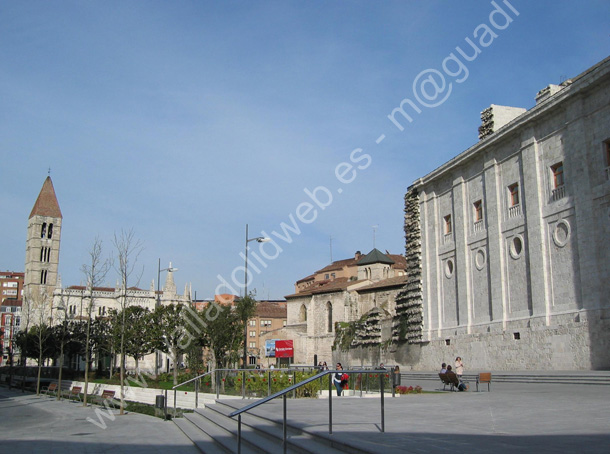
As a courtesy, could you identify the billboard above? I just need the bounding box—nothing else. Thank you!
[275,340,294,358]
[265,339,294,358]
[265,339,278,357]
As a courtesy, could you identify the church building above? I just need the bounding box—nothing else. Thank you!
[399,56,610,371]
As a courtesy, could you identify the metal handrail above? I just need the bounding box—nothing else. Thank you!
[171,371,213,390]
[228,369,389,454]
[167,367,318,416]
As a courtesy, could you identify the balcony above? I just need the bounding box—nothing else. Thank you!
[473,220,484,233]
[508,204,521,219]
[443,232,452,244]
[551,184,566,202]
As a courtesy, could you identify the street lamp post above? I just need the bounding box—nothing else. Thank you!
[157,259,178,375]
[56,303,67,400]
[243,224,270,369]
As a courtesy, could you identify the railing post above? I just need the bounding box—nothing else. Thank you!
[242,370,245,399]
[237,414,242,454]
[195,379,199,409]
[268,370,271,396]
[292,370,296,399]
[164,389,168,420]
[216,370,220,400]
[283,394,287,454]
[173,388,177,416]
[359,372,363,398]
[328,373,333,434]
[380,373,385,433]
[391,369,395,398]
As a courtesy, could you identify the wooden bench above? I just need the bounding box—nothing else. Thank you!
[41,382,58,397]
[439,373,451,390]
[64,386,83,402]
[439,372,462,391]
[476,372,492,392]
[93,390,117,407]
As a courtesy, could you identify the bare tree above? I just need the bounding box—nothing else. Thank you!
[80,237,110,406]
[112,229,143,415]
[31,287,53,395]
[18,288,36,391]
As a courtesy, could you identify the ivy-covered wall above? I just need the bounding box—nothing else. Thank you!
[392,185,423,344]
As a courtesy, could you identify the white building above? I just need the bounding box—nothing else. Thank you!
[402,56,610,370]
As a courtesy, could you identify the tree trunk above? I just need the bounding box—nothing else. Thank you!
[36,350,43,395]
[120,319,126,415]
[83,319,92,406]
[172,348,178,386]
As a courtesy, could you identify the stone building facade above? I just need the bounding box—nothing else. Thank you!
[401,56,610,371]
[284,249,407,365]
[24,176,62,304]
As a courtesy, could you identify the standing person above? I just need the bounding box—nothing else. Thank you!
[393,365,401,389]
[322,361,329,371]
[333,363,344,396]
[455,357,464,379]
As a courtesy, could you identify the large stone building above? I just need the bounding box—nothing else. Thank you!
[284,249,407,365]
[397,56,610,371]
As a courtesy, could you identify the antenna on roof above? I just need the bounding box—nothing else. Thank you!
[48,167,51,176]
[372,225,378,249]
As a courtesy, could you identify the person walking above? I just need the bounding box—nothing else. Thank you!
[333,363,345,396]
[393,365,401,389]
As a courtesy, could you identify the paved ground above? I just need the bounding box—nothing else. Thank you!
[223,376,610,453]
[1,376,609,453]
[0,387,199,454]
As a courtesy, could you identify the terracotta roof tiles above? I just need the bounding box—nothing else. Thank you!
[29,177,62,219]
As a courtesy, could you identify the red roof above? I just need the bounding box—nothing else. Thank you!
[286,277,367,298]
[1,299,22,307]
[255,302,287,318]
[29,176,62,219]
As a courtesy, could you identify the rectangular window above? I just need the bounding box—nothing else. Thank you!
[551,162,564,188]
[260,320,271,327]
[473,200,483,222]
[249,342,256,348]
[249,330,256,337]
[444,215,452,234]
[508,183,519,206]
[248,320,256,326]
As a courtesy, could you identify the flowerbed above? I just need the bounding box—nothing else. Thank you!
[396,385,423,395]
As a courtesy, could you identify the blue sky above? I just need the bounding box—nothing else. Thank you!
[1,1,608,299]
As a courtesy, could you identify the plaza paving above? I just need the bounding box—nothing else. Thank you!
[0,375,609,453]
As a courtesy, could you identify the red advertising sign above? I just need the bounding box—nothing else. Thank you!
[274,340,294,358]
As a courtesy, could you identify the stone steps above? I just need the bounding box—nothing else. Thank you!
[173,399,369,454]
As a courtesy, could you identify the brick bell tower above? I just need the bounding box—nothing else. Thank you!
[24,176,63,301]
